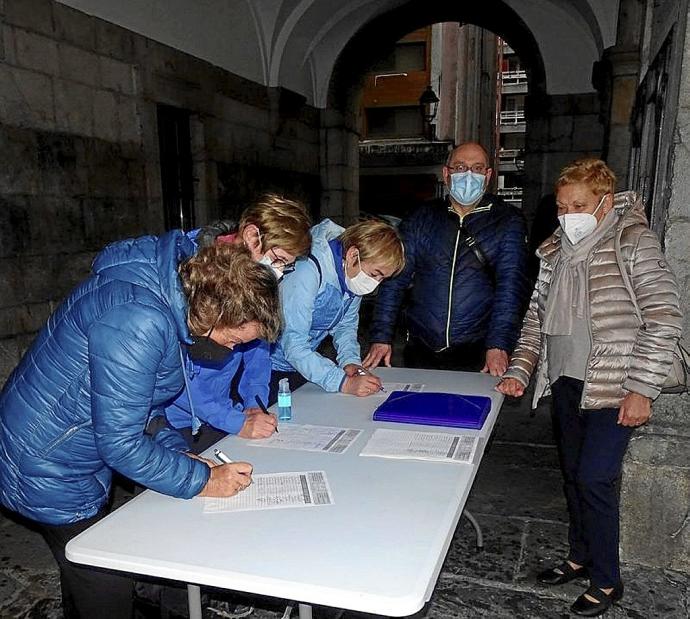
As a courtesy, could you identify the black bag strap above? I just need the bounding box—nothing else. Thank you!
[457,223,494,282]
[308,253,323,286]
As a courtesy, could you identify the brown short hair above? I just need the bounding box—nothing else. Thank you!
[339,220,405,276]
[179,244,281,341]
[239,194,312,257]
[555,158,616,196]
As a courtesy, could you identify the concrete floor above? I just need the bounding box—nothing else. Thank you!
[1,388,688,618]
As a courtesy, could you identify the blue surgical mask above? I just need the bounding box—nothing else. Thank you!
[449,171,486,206]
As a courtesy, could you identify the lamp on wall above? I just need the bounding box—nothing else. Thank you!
[419,84,439,140]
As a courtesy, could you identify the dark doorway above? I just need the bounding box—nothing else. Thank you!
[157,104,195,231]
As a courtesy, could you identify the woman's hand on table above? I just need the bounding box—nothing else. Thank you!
[496,377,525,397]
[617,392,652,427]
[341,372,383,397]
[197,461,253,497]
[239,408,278,438]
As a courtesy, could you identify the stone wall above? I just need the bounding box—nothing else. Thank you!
[521,92,604,224]
[619,1,690,573]
[0,0,321,385]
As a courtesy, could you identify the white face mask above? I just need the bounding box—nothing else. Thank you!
[345,252,379,296]
[558,194,607,244]
[259,254,284,281]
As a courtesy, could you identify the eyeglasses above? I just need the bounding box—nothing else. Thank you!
[445,162,488,174]
[267,249,296,275]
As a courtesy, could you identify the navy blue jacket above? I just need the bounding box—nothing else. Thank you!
[0,230,210,525]
[370,195,529,352]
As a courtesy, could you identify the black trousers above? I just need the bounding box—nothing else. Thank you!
[36,510,135,619]
[551,376,634,588]
[403,337,485,372]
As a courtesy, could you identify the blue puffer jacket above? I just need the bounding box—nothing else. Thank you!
[0,230,210,525]
[271,219,362,392]
[370,195,529,352]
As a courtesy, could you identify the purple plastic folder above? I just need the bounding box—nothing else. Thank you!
[372,391,492,430]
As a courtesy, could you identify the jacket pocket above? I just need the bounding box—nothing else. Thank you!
[40,419,93,457]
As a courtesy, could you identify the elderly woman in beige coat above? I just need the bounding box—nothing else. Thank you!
[498,158,682,617]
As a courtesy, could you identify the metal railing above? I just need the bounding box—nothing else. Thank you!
[500,110,526,124]
[501,70,527,86]
[498,149,525,169]
[496,187,524,200]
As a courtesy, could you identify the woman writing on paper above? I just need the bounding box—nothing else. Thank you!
[0,236,281,619]
[497,159,682,617]
[270,219,405,401]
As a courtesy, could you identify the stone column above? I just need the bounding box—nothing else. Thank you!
[320,108,359,224]
[619,3,690,571]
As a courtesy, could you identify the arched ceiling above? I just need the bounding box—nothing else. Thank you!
[58,0,620,107]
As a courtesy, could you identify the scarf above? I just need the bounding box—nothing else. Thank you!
[543,209,618,336]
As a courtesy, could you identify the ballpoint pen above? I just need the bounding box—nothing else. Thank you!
[213,448,233,464]
[254,395,279,432]
[356,367,385,392]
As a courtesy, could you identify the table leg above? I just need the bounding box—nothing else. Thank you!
[188,584,203,619]
[298,603,313,619]
[463,509,483,550]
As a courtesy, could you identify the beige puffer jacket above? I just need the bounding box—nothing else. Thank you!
[504,191,683,409]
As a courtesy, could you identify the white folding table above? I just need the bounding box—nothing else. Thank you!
[66,368,503,618]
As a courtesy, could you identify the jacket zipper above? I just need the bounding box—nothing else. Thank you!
[40,420,92,456]
[444,230,461,350]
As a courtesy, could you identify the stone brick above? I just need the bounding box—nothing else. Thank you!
[571,115,604,151]
[0,302,52,338]
[1,24,17,65]
[53,3,96,50]
[92,89,119,142]
[36,131,89,197]
[620,462,690,572]
[0,196,30,258]
[58,43,99,86]
[26,196,86,255]
[0,127,40,195]
[94,19,136,61]
[54,78,94,136]
[546,115,573,151]
[0,338,20,385]
[117,96,142,144]
[4,0,53,36]
[14,28,58,75]
[99,56,135,95]
[0,65,54,130]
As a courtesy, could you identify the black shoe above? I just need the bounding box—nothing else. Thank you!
[537,561,588,585]
[570,584,624,616]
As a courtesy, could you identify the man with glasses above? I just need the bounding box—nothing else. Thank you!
[163,194,312,452]
[363,142,530,375]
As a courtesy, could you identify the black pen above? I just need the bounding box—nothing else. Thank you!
[254,395,279,433]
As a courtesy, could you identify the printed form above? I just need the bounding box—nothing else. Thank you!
[203,471,333,513]
[246,424,362,454]
[376,382,425,395]
[360,428,480,464]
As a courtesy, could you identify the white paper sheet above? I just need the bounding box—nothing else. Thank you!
[202,471,333,513]
[360,428,479,463]
[375,382,425,395]
[246,424,362,454]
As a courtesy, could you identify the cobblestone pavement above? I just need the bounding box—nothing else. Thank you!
[1,386,689,618]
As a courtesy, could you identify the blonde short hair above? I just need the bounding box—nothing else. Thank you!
[179,244,282,342]
[339,220,405,276]
[239,194,312,257]
[555,158,616,196]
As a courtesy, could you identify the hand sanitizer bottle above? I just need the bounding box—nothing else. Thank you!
[278,378,292,421]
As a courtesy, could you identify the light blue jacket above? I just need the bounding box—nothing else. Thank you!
[165,340,270,434]
[271,220,362,392]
